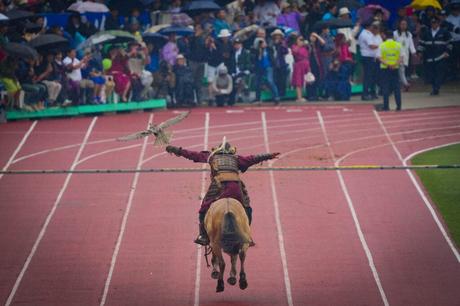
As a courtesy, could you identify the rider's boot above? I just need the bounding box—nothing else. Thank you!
[194,223,209,246]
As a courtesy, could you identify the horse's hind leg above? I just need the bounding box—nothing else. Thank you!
[214,249,225,292]
[227,254,237,286]
[211,254,219,280]
[239,250,248,290]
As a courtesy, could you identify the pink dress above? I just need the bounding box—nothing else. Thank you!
[291,44,310,87]
[109,55,130,95]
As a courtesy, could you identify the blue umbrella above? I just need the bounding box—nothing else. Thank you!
[142,32,168,47]
[159,25,194,36]
[181,0,221,16]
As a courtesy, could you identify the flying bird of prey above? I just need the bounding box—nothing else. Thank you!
[117,111,190,146]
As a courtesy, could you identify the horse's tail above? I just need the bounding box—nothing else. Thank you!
[221,212,243,255]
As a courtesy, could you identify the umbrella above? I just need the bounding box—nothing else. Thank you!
[142,32,168,47]
[171,13,194,26]
[313,18,355,31]
[78,30,137,50]
[0,13,8,21]
[338,0,364,9]
[159,25,194,36]
[4,42,38,60]
[409,0,442,10]
[4,9,34,21]
[147,23,170,33]
[67,2,109,13]
[29,34,69,51]
[357,4,390,22]
[24,21,42,33]
[181,1,221,16]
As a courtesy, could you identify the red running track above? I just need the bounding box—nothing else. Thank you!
[0,105,459,306]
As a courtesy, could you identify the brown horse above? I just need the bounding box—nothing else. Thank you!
[204,198,252,292]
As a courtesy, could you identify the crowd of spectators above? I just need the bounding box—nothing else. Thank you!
[0,0,459,112]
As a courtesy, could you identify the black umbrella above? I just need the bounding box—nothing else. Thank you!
[29,34,69,51]
[313,18,354,31]
[142,32,168,47]
[159,25,194,36]
[24,21,42,33]
[4,42,38,60]
[337,0,364,9]
[4,9,34,21]
[181,1,221,16]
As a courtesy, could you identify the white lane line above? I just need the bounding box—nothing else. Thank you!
[0,121,37,180]
[194,112,209,306]
[374,111,460,263]
[261,112,294,306]
[5,117,97,306]
[317,111,390,306]
[99,114,153,306]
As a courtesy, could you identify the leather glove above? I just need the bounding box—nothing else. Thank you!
[271,152,281,159]
[166,145,182,156]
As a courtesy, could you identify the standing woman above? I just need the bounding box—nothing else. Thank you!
[394,19,416,91]
[291,35,310,103]
[108,47,132,102]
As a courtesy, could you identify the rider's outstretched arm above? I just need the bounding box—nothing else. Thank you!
[238,152,280,172]
[165,145,210,163]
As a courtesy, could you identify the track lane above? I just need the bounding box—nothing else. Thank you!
[263,108,385,306]
[7,114,151,305]
[324,109,460,306]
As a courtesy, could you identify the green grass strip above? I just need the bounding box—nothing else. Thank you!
[412,143,460,247]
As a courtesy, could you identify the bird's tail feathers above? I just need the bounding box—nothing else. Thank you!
[154,131,173,146]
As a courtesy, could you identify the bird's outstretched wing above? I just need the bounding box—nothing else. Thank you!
[157,111,190,130]
[116,130,152,142]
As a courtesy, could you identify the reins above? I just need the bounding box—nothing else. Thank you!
[204,245,213,268]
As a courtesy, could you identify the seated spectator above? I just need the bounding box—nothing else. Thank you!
[53,51,71,106]
[107,46,131,102]
[63,48,90,105]
[0,58,22,110]
[145,42,160,73]
[127,42,147,101]
[323,59,351,101]
[152,60,175,105]
[335,33,353,79]
[17,58,47,110]
[212,65,233,107]
[173,54,195,106]
[35,52,62,106]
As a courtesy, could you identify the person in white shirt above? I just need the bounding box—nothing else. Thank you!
[63,49,90,105]
[253,0,280,27]
[337,7,360,55]
[358,21,382,100]
[446,3,460,79]
[394,19,416,90]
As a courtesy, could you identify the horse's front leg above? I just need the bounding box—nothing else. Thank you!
[227,254,237,285]
[239,248,248,290]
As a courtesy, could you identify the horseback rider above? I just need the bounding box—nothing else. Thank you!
[166,138,280,245]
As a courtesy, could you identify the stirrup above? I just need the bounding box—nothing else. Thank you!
[194,235,209,246]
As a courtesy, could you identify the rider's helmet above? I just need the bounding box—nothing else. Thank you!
[208,137,236,161]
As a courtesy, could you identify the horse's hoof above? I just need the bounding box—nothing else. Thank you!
[211,271,219,280]
[239,279,248,290]
[227,276,237,286]
[216,279,225,292]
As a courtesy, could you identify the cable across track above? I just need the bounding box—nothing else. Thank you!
[0,164,459,175]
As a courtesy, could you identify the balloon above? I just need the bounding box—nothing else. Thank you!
[102,58,112,71]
